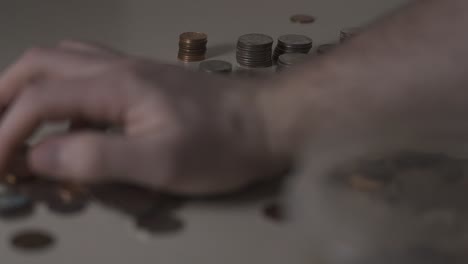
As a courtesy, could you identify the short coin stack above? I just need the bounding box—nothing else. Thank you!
[236,33,274,68]
[178,32,208,62]
[273,34,313,62]
[277,53,309,71]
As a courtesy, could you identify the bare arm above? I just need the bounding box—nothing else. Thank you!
[0,0,466,195]
[260,0,468,159]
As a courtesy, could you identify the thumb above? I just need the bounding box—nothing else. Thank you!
[28,132,133,182]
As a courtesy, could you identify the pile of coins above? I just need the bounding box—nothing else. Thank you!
[277,53,310,71]
[236,33,274,68]
[199,60,232,74]
[178,32,208,62]
[0,147,187,251]
[273,34,312,62]
[340,27,360,42]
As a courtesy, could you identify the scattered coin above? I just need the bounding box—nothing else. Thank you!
[273,34,312,62]
[290,14,316,24]
[199,60,232,74]
[263,202,284,222]
[340,27,361,42]
[11,230,55,251]
[136,211,184,235]
[46,186,89,215]
[277,53,309,71]
[236,33,273,68]
[0,191,34,220]
[178,32,208,62]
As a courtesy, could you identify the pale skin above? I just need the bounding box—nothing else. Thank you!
[0,0,466,195]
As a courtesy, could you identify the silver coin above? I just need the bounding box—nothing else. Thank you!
[0,192,33,216]
[238,33,273,47]
[199,60,232,74]
[278,34,312,47]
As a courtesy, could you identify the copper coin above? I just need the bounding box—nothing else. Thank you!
[290,14,316,24]
[46,186,89,215]
[11,230,55,251]
[179,32,208,43]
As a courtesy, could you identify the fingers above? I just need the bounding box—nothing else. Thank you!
[28,132,133,182]
[57,39,123,57]
[0,46,114,105]
[0,76,134,170]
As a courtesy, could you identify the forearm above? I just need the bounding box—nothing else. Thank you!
[258,0,468,159]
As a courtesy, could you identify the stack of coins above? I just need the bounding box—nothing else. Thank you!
[273,34,313,62]
[199,60,232,74]
[340,27,360,42]
[236,33,274,68]
[177,32,208,62]
[277,53,309,71]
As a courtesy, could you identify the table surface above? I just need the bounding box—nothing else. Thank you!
[0,1,408,263]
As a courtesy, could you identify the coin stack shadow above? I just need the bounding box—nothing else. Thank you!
[273,34,312,62]
[236,33,274,68]
[277,53,310,72]
[178,32,208,62]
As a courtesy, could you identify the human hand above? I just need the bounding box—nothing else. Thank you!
[0,41,283,195]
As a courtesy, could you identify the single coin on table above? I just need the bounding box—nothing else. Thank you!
[136,211,184,235]
[290,14,316,24]
[199,60,232,74]
[0,190,34,219]
[46,185,89,215]
[11,229,55,251]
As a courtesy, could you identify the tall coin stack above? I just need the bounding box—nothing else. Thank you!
[178,32,208,62]
[273,34,312,62]
[236,33,274,68]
